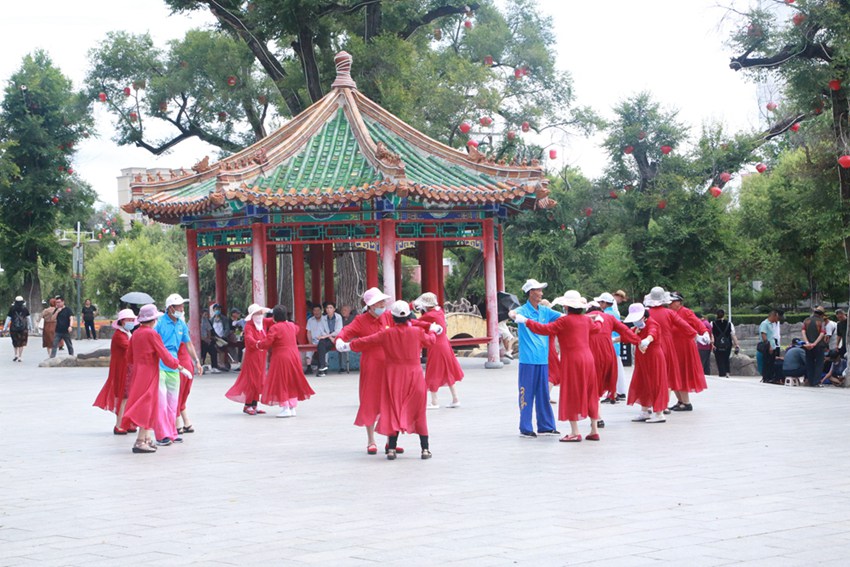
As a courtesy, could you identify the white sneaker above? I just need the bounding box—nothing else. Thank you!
[426,403,440,410]
[446,401,461,408]
[210,368,221,374]
[631,412,651,422]
[290,407,297,417]
[646,414,667,423]
[277,407,293,418]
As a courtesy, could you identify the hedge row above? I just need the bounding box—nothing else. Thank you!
[723,313,817,325]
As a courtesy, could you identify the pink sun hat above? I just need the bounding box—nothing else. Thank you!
[137,303,164,323]
[112,308,138,330]
[363,287,391,307]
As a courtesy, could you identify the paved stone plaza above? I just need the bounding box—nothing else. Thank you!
[2,338,849,566]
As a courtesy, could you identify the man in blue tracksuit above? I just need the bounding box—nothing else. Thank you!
[512,279,561,438]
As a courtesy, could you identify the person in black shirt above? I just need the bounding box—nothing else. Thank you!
[50,296,75,357]
[82,299,98,339]
[3,296,32,362]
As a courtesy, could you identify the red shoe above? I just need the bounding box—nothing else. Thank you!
[243,406,257,416]
[586,433,600,441]
[559,434,582,442]
[367,444,378,455]
[113,426,128,435]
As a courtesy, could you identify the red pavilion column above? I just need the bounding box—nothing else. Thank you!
[483,218,502,368]
[186,228,201,355]
[394,252,403,300]
[292,244,307,343]
[251,223,266,306]
[266,244,278,307]
[497,223,505,292]
[365,249,379,289]
[214,249,229,313]
[434,241,445,305]
[309,245,322,305]
[323,243,335,304]
[380,219,396,299]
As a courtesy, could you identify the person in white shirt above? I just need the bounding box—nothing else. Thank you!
[824,313,838,351]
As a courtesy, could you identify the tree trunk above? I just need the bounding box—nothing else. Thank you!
[23,267,42,322]
[293,29,323,103]
[365,2,382,41]
[278,251,293,312]
[454,251,483,300]
[337,252,366,311]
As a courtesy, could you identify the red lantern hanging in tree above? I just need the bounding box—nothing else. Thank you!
[838,155,850,169]
[719,172,732,183]
[123,87,131,97]
[258,95,268,105]
[506,130,516,141]
[227,76,237,87]
[710,186,723,198]
[467,139,479,148]
[67,168,73,174]
[790,123,800,132]
[814,105,823,115]
[560,224,566,231]
[65,187,71,193]
[479,116,493,127]
[464,19,472,29]
[829,79,842,91]
[657,199,667,210]
[159,101,168,113]
[660,145,672,155]
[218,111,227,122]
[766,101,778,111]
[98,92,107,102]
[129,112,138,122]
[52,196,59,205]
[624,184,633,191]
[785,0,795,4]
[514,68,523,79]
[756,163,767,173]
[549,149,557,160]
[609,191,618,199]
[792,13,806,26]
[624,145,634,155]
[459,121,472,134]
[483,55,493,66]
[521,121,530,133]
[584,207,593,217]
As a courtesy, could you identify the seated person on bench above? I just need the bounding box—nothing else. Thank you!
[773,339,806,383]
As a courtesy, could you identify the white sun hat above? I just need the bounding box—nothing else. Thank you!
[624,303,647,324]
[552,290,586,309]
[594,292,615,305]
[244,303,269,321]
[363,287,391,307]
[642,286,671,307]
[389,300,411,318]
[521,279,548,293]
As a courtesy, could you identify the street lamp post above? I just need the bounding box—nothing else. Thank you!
[58,222,99,340]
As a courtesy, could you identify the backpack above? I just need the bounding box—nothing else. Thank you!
[11,310,27,332]
[713,320,731,351]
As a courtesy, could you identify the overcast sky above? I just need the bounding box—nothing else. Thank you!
[1,0,772,207]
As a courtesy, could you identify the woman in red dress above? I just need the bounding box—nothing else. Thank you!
[642,287,694,410]
[414,292,464,409]
[344,300,438,460]
[667,292,708,411]
[623,303,668,423]
[226,303,272,415]
[123,304,190,454]
[585,303,640,418]
[93,309,138,434]
[514,291,603,442]
[259,305,315,417]
[539,300,561,404]
[336,287,395,455]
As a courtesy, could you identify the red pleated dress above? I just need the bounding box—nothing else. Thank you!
[648,306,690,391]
[525,315,602,422]
[123,326,180,430]
[671,306,707,393]
[337,310,394,427]
[93,329,131,414]
[589,313,640,399]
[351,322,436,436]
[225,322,268,404]
[176,342,196,413]
[548,336,561,386]
[417,308,464,392]
[259,321,315,405]
[627,318,669,413]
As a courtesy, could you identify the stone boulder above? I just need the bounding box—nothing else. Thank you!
[708,353,758,377]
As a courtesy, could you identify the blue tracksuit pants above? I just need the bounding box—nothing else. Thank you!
[518,363,556,433]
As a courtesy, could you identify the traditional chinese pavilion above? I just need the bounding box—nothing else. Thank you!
[123,52,553,367]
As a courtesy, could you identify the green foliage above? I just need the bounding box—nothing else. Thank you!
[0,51,97,303]
[86,235,178,315]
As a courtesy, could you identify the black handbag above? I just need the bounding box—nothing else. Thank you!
[756,340,770,354]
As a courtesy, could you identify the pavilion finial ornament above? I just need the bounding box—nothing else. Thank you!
[192,156,211,173]
[331,51,358,89]
[375,142,402,167]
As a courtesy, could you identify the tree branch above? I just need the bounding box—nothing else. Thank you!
[399,2,480,40]
[730,40,833,71]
